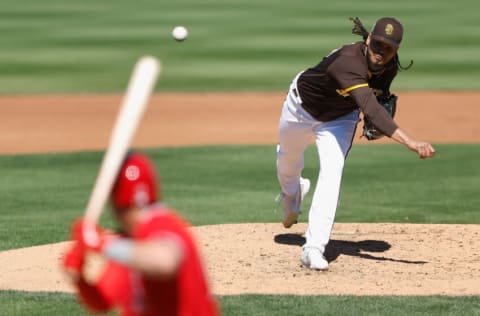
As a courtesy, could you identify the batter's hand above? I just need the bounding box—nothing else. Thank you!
[62,242,86,282]
[72,218,113,252]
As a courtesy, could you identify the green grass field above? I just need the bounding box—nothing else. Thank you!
[1,0,480,93]
[1,0,479,314]
[1,144,479,251]
[1,145,480,315]
[1,291,480,316]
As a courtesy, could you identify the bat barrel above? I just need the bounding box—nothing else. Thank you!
[84,56,161,223]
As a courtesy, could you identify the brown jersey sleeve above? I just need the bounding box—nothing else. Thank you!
[350,87,398,136]
[327,54,368,92]
[327,54,398,137]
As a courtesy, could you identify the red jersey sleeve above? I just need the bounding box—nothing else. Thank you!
[75,276,112,312]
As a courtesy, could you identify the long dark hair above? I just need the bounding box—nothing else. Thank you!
[349,17,413,71]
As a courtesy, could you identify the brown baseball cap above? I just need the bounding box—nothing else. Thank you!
[371,17,403,48]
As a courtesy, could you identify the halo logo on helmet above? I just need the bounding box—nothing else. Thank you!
[111,153,158,210]
[125,165,140,181]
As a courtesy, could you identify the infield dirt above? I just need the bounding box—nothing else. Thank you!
[0,92,479,295]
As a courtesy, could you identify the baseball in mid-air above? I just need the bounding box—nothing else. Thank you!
[172,26,188,41]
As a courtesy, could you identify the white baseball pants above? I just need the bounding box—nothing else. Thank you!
[276,73,359,254]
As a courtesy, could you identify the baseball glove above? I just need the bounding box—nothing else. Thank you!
[363,94,398,140]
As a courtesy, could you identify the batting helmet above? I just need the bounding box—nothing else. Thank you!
[111,152,159,210]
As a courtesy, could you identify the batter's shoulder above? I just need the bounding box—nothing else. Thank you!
[133,204,191,237]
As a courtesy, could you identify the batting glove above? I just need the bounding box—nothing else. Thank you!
[71,218,114,253]
[62,242,86,277]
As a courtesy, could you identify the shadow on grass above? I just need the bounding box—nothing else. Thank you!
[274,233,427,264]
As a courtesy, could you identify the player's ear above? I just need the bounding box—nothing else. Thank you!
[366,34,371,45]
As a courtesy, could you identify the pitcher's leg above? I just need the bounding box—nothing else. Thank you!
[303,132,346,254]
[302,111,359,257]
[276,102,312,197]
[276,95,314,227]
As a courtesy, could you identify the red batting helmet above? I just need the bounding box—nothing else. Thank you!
[111,152,159,210]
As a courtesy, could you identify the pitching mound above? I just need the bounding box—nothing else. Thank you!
[1,223,479,296]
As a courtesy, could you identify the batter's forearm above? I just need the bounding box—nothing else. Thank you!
[103,238,183,278]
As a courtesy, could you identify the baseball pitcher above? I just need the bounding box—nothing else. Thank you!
[276,17,435,270]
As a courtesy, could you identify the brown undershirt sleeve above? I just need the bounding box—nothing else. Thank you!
[350,88,398,137]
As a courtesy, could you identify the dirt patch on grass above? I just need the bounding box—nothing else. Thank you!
[0,92,479,155]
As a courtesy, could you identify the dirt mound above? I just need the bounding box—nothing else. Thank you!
[1,223,479,295]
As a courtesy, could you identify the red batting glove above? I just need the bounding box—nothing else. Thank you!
[62,242,86,280]
[72,218,112,252]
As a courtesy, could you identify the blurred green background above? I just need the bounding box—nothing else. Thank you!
[1,0,479,93]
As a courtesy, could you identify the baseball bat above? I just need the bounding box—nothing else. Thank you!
[84,56,161,224]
